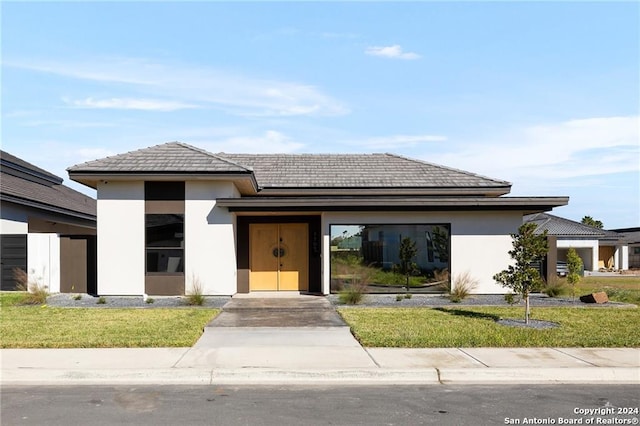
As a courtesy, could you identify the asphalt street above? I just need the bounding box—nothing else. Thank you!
[2,385,639,426]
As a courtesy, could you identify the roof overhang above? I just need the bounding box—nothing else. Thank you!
[0,193,96,224]
[68,171,259,195]
[216,196,569,213]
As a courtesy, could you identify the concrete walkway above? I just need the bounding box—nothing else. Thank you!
[1,295,638,386]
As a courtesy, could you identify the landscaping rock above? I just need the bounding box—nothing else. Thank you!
[579,292,609,304]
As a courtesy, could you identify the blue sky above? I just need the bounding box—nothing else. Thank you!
[2,2,638,228]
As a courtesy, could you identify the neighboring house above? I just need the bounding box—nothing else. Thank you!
[67,142,568,296]
[0,150,97,292]
[524,213,629,272]
[610,227,640,269]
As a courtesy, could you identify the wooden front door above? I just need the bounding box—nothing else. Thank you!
[249,223,308,291]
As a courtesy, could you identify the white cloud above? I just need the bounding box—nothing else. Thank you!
[66,97,197,111]
[349,134,447,150]
[429,115,640,188]
[195,130,305,154]
[365,45,420,60]
[8,57,349,117]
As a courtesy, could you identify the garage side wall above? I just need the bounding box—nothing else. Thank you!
[322,211,522,294]
[97,181,145,295]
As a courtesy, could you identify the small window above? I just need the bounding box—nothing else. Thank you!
[146,214,184,273]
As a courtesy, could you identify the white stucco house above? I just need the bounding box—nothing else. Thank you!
[67,142,568,296]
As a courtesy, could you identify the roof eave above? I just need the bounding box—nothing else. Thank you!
[68,171,259,194]
[216,196,569,212]
[0,193,96,223]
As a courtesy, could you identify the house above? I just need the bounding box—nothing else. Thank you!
[0,150,97,292]
[524,213,629,273]
[67,142,568,296]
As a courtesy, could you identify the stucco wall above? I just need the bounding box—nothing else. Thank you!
[97,181,145,295]
[322,211,523,294]
[185,181,239,295]
[27,233,60,293]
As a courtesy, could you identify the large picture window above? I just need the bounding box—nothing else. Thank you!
[330,224,450,293]
[146,214,184,273]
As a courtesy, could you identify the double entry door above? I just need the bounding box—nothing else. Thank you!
[249,223,308,291]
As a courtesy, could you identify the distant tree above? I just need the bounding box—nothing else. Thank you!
[566,247,583,300]
[493,223,548,324]
[396,237,418,293]
[581,216,603,229]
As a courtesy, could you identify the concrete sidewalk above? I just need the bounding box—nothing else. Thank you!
[2,346,638,386]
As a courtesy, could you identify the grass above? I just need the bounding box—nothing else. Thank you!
[338,306,640,348]
[568,276,640,305]
[0,293,218,348]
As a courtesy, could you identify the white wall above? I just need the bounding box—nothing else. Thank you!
[185,181,239,295]
[27,233,60,293]
[558,240,598,271]
[322,211,522,294]
[616,245,629,270]
[97,181,145,295]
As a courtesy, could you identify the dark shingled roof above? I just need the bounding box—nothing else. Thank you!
[524,213,619,238]
[220,153,511,190]
[1,150,96,219]
[67,142,251,174]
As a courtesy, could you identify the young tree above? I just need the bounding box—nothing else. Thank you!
[566,247,583,300]
[493,223,548,324]
[581,216,603,229]
[397,237,418,293]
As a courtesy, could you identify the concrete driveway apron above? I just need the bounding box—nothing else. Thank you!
[177,295,377,369]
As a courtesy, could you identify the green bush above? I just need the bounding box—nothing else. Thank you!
[542,276,571,298]
[97,296,106,304]
[338,287,364,305]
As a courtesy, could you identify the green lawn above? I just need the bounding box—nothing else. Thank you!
[338,307,640,348]
[0,295,219,348]
[569,276,640,304]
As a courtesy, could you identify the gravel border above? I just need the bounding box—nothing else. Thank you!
[42,292,635,309]
[45,293,230,308]
[327,293,636,308]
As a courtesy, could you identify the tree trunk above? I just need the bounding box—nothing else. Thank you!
[525,294,530,324]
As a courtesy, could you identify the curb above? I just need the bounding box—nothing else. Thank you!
[438,367,640,384]
[2,368,638,386]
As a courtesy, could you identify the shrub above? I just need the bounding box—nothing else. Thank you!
[504,292,517,305]
[396,294,404,302]
[449,271,478,303]
[73,294,82,301]
[338,287,364,305]
[97,296,106,304]
[12,268,48,305]
[145,297,155,304]
[185,274,205,306]
[542,276,570,298]
[404,293,412,299]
